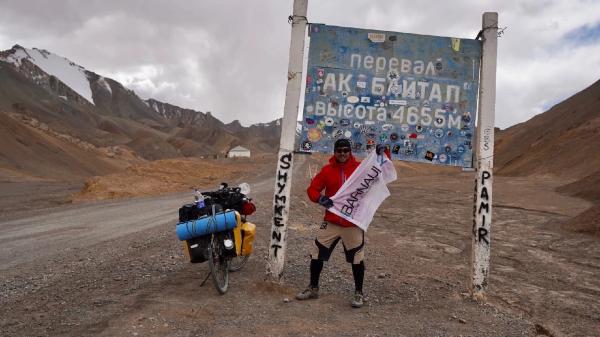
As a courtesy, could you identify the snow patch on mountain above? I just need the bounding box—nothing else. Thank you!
[0,46,94,105]
[98,77,112,95]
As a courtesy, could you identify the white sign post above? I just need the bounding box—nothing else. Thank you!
[471,12,498,300]
[266,0,308,281]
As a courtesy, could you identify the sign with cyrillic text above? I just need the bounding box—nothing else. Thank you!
[299,24,481,167]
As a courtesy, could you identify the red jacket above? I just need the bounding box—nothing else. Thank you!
[307,154,360,227]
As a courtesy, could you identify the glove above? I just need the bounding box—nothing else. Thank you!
[318,195,334,209]
[376,144,385,155]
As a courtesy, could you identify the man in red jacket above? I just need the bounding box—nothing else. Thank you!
[296,138,366,308]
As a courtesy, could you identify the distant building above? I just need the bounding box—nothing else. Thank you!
[228,145,251,158]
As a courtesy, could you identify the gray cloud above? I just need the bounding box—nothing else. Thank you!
[1,0,599,128]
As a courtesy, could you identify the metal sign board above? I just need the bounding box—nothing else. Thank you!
[298,24,481,167]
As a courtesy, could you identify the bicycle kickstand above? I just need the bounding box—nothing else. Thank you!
[200,272,211,287]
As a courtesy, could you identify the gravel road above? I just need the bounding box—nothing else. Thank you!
[0,193,188,270]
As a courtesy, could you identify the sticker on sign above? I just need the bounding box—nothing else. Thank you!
[368,33,386,43]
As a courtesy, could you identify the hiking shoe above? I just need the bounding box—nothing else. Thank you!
[351,291,364,308]
[295,286,319,300]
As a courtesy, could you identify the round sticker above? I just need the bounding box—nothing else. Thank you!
[401,124,409,132]
[434,129,444,138]
[379,133,388,142]
[438,154,448,163]
[301,140,313,151]
[382,124,394,131]
[305,105,314,113]
[390,133,399,141]
[340,119,351,127]
[344,130,352,138]
[347,96,359,104]
[307,128,321,142]
[462,113,471,123]
[324,117,334,126]
[354,122,361,129]
[416,124,423,133]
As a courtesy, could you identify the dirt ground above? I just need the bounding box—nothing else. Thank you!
[0,180,82,217]
[1,155,599,337]
[73,155,278,202]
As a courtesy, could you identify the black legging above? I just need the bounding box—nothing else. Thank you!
[352,261,365,293]
[309,259,364,293]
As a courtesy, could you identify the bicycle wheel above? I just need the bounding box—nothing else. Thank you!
[228,255,249,272]
[207,235,229,294]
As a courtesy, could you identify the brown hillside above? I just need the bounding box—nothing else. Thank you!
[0,112,132,181]
[561,204,600,236]
[0,62,106,144]
[495,80,600,179]
[494,79,600,236]
[555,169,600,202]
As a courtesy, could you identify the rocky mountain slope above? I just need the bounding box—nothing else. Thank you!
[494,79,600,235]
[0,45,281,181]
[495,79,600,180]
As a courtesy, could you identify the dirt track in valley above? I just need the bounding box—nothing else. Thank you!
[0,180,82,217]
[1,155,599,337]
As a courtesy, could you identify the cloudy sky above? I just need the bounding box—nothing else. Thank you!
[0,0,599,128]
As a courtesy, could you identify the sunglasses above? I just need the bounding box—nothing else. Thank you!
[335,148,351,154]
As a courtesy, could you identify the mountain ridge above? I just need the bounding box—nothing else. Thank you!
[495,79,600,179]
[0,44,281,181]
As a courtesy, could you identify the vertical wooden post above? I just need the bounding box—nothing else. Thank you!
[266,0,308,281]
[471,12,498,300]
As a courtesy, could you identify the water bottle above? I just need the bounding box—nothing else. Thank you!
[194,190,205,209]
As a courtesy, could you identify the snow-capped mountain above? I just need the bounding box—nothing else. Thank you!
[1,44,280,131]
[0,44,281,180]
[1,45,94,105]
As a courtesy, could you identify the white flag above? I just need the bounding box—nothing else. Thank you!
[328,150,397,231]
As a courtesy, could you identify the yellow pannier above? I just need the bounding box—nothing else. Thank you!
[240,221,256,256]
